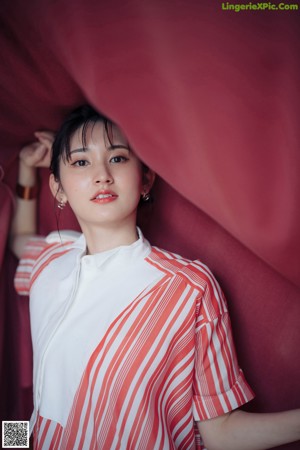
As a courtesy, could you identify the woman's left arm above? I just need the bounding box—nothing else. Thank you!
[197,408,300,450]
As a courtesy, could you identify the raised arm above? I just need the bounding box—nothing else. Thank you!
[10,131,54,259]
[197,408,300,450]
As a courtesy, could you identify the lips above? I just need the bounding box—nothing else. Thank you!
[95,193,114,199]
[91,190,118,203]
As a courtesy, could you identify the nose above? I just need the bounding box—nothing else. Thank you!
[94,162,113,184]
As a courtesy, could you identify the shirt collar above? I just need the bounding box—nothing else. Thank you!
[71,227,151,269]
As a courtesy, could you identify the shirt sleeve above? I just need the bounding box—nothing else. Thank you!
[191,262,255,421]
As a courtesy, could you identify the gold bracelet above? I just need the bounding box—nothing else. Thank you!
[16,183,39,200]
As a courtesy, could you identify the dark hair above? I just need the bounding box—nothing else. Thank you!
[51,105,153,215]
[51,105,120,181]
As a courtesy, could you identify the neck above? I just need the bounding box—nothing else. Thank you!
[79,222,139,255]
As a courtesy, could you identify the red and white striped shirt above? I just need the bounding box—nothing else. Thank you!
[15,229,254,450]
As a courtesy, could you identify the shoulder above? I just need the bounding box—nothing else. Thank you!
[32,230,82,267]
[147,246,219,291]
[44,229,81,244]
[15,230,82,295]
[30,230,82,277]
[146,246,228,317]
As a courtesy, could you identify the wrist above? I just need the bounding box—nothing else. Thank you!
[18,160,37,186]
[17,160,39,200]
[16,182,39,200]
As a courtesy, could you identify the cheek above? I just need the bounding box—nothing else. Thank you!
[128,168,144,194]
[117,163,143,191]
[59,178,83,205]
[59,165,89,195]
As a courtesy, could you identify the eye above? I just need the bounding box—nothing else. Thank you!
[71,159,89,167]
[110,155,129,164]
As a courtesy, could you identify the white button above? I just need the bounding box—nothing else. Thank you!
[82,257,91,265]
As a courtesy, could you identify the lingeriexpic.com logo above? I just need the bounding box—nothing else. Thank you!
[221,2,299,11]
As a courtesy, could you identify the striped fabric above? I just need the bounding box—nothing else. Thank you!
[14,237,50,295]
[15,233,254,450]
[14,231,81,296]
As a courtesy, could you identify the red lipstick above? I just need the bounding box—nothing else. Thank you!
[91,190,118,204]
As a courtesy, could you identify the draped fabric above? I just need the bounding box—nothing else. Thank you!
[0,1,299,448]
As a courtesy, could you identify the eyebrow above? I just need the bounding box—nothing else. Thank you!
[107,144,131,151]
[69,145,130,155]
[69,148,87,155]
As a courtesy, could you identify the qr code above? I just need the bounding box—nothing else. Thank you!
[2,421,29,448]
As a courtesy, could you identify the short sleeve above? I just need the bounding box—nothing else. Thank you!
[192,263,255,421]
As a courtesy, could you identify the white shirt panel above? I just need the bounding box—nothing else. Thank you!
[38,233,164,426]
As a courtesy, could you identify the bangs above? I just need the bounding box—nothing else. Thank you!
[50,105,132,180]
[62,119,117,163]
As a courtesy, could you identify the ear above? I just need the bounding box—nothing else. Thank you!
[49,174,67,203]
[142,169,156,195]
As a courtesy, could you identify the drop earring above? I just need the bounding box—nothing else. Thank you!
[142,192,151,202]
[57,199,66,210]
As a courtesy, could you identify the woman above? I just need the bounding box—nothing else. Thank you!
[11,105,300,449]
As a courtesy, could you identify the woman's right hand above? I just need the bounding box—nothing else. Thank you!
[19,131,55,169]
[11,131,55,259]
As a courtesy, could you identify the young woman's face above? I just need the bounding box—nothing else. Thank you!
[51,121,149,233]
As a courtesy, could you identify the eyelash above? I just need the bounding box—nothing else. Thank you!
[110,155,129,163]
[71,159,89,167]
[70,155,129,167]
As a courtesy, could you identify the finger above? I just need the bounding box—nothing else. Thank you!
[34,131,55,140]
[35,148,52,168]
[35,135,54,150]
[33,147,50,167]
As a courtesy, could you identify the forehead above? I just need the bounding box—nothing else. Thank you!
[70,121,128,148]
